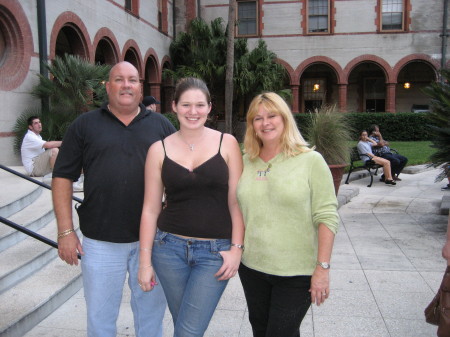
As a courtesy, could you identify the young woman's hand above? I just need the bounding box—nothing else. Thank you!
[214,248,243,281]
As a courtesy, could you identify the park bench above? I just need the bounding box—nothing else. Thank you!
[344,147,382,187]
[345,147,400,187]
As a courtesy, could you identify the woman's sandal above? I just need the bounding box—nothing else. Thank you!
[385,180,396,185]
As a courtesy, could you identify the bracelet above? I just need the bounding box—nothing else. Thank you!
[139,247,151,251]
[57,229,74,239]
[231,243,245,251]
[139,265,152,269]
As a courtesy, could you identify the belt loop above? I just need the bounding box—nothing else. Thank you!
[210,239,218,253]
[158,229,168,243]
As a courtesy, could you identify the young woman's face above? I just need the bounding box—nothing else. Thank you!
[172,89,211,129]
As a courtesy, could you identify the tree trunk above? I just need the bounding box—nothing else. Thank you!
[225,0,236,134]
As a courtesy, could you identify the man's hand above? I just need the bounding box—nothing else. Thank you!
[57,232,83,265]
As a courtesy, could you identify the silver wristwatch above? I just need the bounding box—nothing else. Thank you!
[316,261,331,269]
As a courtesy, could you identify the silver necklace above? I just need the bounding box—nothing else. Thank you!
[178,131,204,152]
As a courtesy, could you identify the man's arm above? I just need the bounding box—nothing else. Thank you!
[43,141,62,149]
[52,177,83,265]
[375,131,389,146]
[442,213,450,265]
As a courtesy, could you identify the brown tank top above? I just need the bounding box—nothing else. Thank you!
[157,133,232,239]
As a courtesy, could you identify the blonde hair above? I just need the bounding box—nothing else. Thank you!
[243,92,311,159]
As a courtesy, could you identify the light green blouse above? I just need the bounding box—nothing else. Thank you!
[237,150,339,276]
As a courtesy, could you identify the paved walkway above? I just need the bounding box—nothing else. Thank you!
[25,167,448,337]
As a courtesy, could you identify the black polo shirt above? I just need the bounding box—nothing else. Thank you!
[53,103,176,243]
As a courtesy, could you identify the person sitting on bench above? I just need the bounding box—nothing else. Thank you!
[357,130,396,186]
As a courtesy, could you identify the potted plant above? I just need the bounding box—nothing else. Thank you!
[304,104,353,195]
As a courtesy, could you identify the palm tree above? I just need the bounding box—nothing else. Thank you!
[164,18,290,131]
[13,54,110,153]
[423,69,450,181]
[234,39,290,110]
[225,0,236,134]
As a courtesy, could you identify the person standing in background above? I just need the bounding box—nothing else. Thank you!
[143,95,160,112]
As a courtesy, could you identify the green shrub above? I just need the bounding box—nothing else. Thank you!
[162,112,180,130]
[294,112,434,142]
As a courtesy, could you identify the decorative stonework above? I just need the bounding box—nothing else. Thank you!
[0,1,33,90]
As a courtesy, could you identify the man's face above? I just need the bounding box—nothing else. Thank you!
[29,119,42,134]
[106,62,141,110]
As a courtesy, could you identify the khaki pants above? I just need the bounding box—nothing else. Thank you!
[31,150,52,177]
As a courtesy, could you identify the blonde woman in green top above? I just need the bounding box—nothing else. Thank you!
[237,92,339,337]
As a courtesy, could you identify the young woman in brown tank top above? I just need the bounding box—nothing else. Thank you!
[138,77,245,336]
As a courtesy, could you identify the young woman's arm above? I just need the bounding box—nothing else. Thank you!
[214,134,245,281]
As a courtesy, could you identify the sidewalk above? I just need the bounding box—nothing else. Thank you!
[25,167,448,337]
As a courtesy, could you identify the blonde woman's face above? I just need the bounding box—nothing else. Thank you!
[252,105,284,145]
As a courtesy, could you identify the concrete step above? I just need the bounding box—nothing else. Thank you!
[0,218,81,295]
[0,167,43,219]
[0,256,82,337]
[0,166,83,337]
[0,189,54,253]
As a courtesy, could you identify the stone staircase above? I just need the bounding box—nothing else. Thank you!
[0,167,82,337]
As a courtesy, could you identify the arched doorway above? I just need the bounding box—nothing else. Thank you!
[300,63,339,113]
[55,24,88,58]
[95,38,118,65]
[347,62,388,112]
[124,48,140,72]
[144,55,160,111]
[396,61,437,112]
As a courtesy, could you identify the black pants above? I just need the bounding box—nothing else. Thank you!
[238,263,312,337]
[380,152,408,176]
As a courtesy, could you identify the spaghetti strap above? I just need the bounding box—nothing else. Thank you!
[218,133,224,154]
[161,139,167,157]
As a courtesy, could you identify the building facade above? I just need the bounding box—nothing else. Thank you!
[0,0,448,165]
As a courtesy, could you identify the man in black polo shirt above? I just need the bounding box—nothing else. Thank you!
[52,61,176,337]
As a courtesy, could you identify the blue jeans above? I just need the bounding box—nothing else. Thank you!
[380,152,408,176]
[152,230,230,337]
[81,237,167,337]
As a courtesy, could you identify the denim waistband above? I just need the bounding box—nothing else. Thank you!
[156,229,230,250]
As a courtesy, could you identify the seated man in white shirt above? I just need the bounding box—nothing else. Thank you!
[20,116,62,177]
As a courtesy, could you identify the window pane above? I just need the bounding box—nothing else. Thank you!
[238,2,257,35]
[381,0,403,30]
[308,0,329,33]
[382,0,403,12]
[382,13,402,30]
[309,16,328,32]
[309,0,328,15]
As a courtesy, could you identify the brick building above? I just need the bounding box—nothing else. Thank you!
[0,0,448,164]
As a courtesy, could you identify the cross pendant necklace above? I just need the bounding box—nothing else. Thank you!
[178,131,204,152]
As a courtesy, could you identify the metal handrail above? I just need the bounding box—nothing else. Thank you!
[0,164,83,203]
[0,164,82,259]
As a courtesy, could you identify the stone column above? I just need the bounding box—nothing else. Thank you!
[291,84,300,113]
[385,83,396,113]
[338,84,348,112]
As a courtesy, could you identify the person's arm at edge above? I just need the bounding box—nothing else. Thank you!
[52,177,83,266]
[43,140,62,149]
[138,141,164,292]
[215,134,245,281]
[442,213,450,265]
